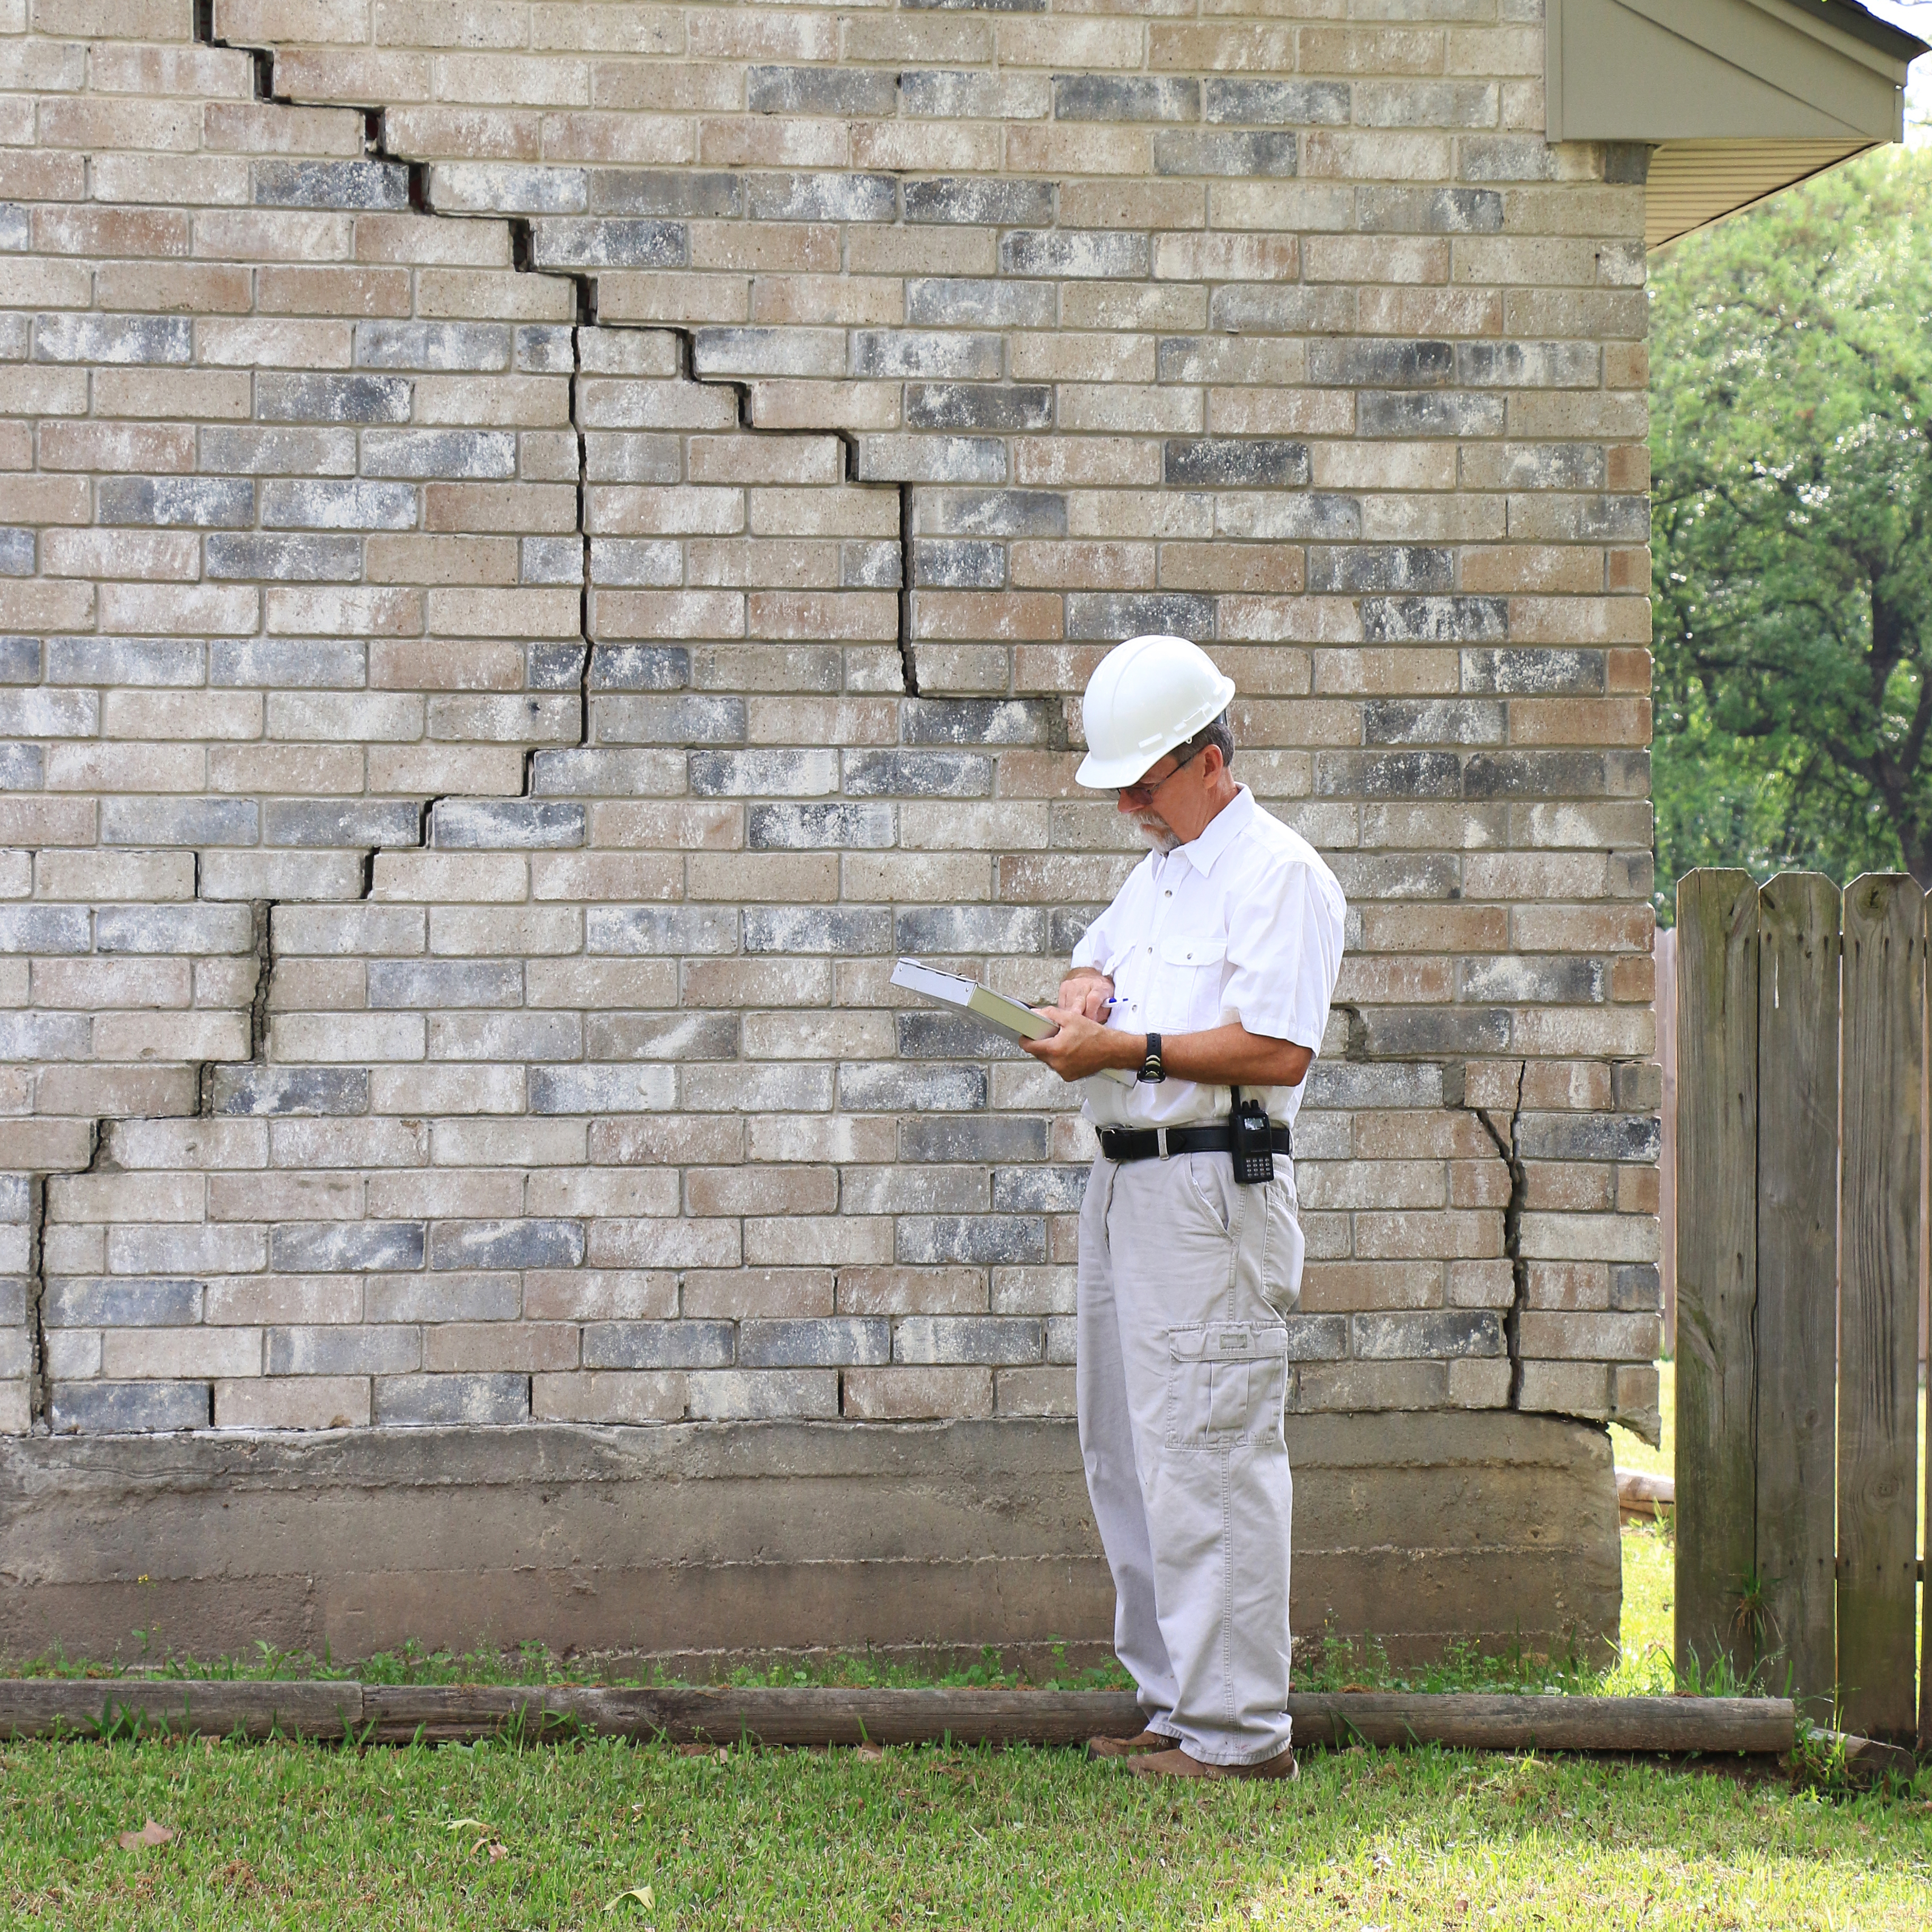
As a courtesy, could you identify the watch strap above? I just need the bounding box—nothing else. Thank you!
[1140,1032,1165,1083]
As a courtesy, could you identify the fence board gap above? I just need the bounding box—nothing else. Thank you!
[1837,873,1922,1745]
[1675,870,1760,1686]
[1753,872,1839,1718]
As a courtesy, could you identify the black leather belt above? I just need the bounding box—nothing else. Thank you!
[1099,1123,1292,1163]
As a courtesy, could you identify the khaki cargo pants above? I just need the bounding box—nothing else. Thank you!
[1076,1146,1304,1767]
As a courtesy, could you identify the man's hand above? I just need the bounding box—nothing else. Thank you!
[1057,971,1114,1023]
[1022,1006,1141,1084]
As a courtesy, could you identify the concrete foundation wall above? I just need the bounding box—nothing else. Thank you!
[0,1411,1620,1667]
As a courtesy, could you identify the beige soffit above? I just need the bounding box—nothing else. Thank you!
[1545,0,1926,246]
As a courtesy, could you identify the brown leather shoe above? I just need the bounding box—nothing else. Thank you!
[1128,1745,1299,1782]
[1085,1728,1175,1761]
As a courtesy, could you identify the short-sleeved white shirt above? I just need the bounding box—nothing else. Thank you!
[1069,786,1347,1131]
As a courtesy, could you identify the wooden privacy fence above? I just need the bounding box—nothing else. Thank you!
[1677,870,1928,1745]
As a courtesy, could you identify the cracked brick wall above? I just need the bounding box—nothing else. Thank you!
[1,0,1662,1448]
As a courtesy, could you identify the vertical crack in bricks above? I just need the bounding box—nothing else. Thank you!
[1471,1059,1531,1409]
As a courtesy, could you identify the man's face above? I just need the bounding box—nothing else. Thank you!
[1116,744,1204,852]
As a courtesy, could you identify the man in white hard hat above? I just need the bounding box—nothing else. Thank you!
[1021,634,1346,1781]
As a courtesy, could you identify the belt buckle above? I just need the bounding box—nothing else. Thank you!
[1156,1127,1170,1160]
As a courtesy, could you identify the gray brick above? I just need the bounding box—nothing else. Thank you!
[100,798,258,847]
[212,1066,369,1116]
[991,1167,1088,1213]
[264,800,421,848]
[0,744,42,789]
[256,373,412,424]
[516,325,575,373]
[0,1176,28,1220]
[1457,341,1601,388]
[587,170,743,217]
[0,206,26,249]
[1359,392,1506,439]
[691,328,846,380]
[1357,1008,1510,1057]
[1358,187,1504,234]
[851,332,1003,381]
[895,1314,1042,1363]
[896,1219,1046,1267]
[839,1166,987,1214]
[523,536,585,585]
[1066,591,1216,641]
[584,1320,734,1370]
[583,1012,738,1060]
[1461,649,1603,695]
[897,1012,1024,1060]
[842,750,994,800]
[530,219,688,270]
[745,907,891,954]
[905,280,1056,329]
[431,799,586,849]
[528,645,588,690]
[682,1062,831,1111]
[374,1374,529,1426]
[369,961,522,1008]
[1612,1263,1661,1312]
[855,435,1007,485]
[0,637,41,682]
[1304,1062,1443,1110]
[255,159,408,209]
[1155,131,1296,177]
[0,528,32,574]
[900,69,1050,118]
[48,637,203,685]
[354,321,512,372]
[902,697,1051,746]
[33,312,191,364]
[588,645,690,690]
[529,1064,677,1113]
[1054,75,1198,121]
[901,1116,1048,1163]
[586,905,739,954]
[205,533,362,581]
[1459,954,1606,1008]
[360,430,518,480]
[588,545,682,591]
[200,427,358,475]
[1354,81,1498,129]
[1499,443,1606,491]
[840,1062,989,1111]
[1049,907,1099,954]
[895,905,1045,953]
[1309,547,1454,595]
[843,541,902,589]
[595,695,745,746]
[428,162,587,214]
[747,174,898,222]
[690,749,838,797]
[1204,78,1350,124]
[905,177,1053,226]
[923,489,1065,538]
[97,477,253,528]
[1282,1316,1349,1362]
[1460,751,1606,799]
[739,1318,890,1368]
[0,687,94,736]
[1361,597,1508,644]
[1313,752,1462,800]
[1364,696,1504,745]
[905,0,1044,10]
[748,802,895,849]
[1000,230,1147,278]
[913,538,1006,588]
[431,1219,584,1271]
[747,65,897,115]
[1305,339,1454,389]
[1164,440,1310,488]
[1353,1311,1504,1360]
[1329,852,1459,899]
[1218,494,1361,541]
[51,1381,209,1434]
[365,1274,521,1323]
[46,1278,200,1327]
[270,1222,426,1273]
[0,1014,90,1059]
[1209,286,1358,335]
[0,906,90,953]
[531,748,684,795]
[906,385,1051,433]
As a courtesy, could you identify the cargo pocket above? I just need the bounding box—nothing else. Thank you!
[1165,1323,1289,1451]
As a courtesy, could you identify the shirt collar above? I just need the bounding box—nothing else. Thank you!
[1174,784,1254,879]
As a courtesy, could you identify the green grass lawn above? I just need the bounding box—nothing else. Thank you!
[5,1371,1929,1930]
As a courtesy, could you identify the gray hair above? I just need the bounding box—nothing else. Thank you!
[1178,708,1233,772]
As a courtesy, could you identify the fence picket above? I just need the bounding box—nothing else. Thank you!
[1675,871,1760,1685]
[1754,873,1840,1717]
[1837,874,1922,1744]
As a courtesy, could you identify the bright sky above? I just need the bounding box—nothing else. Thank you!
[1858,0,1932,141]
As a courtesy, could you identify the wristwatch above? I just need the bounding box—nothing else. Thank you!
[1139,1032,1166,1084]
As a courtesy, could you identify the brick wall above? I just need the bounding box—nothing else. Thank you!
[0,0,1662,1446]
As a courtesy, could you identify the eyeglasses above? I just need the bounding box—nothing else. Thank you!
[1115,737,1205,807]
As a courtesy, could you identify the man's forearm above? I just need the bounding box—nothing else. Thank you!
[1092,1021,1313,1089]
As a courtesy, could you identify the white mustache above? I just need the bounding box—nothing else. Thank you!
[1131,811,1178,853]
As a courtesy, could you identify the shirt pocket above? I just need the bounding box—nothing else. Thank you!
[1156,931,1229,1032]
[1165,1322,1289,1451]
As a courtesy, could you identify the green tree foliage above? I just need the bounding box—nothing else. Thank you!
[1650,146,1932,916]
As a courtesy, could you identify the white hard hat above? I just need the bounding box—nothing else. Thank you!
[1075,635,1237,790]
